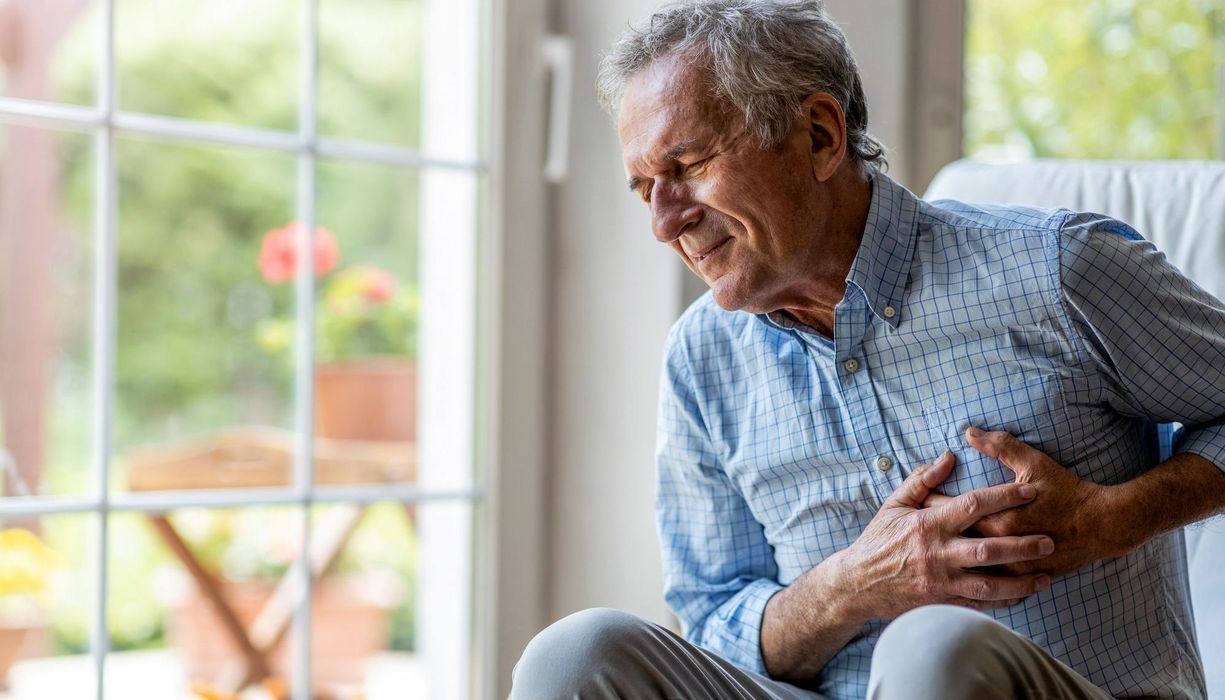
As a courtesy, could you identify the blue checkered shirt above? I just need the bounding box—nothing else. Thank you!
[656,169,1225,699]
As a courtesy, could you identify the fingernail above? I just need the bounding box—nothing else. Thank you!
[936,450,952,465]
[1037,575,1051,588]
[1018,484,1036,499]
[1038,537,1054,555]
[967,426,985,438]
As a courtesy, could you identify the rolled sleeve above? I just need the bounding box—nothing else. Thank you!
[1058,212,1225,472]
[656,335,782,675]
[1174,425,1225,472]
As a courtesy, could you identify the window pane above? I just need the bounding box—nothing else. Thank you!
[0,1,98,106]
[416,167,479,494]
[312,159,419,488]
[415,500,473,699]
[965,0,1225,160]
[308,503,419,699]
[319,0,423,149]
[99,504,432,700]
[0,514,98,698]
[0,125,93,500]
[113,137,295,494]
[115,0,298,130]
[103,507,303,700]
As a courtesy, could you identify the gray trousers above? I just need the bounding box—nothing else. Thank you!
[510,604,1114,700]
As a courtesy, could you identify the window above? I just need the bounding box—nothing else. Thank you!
[964,0,1225,160]
[0,0,487,698]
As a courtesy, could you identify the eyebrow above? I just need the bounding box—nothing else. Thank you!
[626,139,698,192]
[662,139,697,162]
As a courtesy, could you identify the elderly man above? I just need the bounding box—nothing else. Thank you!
[512,1,1225,698]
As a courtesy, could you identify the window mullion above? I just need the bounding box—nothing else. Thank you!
[91,0,118,697]
[291,0,321,698]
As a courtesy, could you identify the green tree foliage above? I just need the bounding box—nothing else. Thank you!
[965,0,1224,160]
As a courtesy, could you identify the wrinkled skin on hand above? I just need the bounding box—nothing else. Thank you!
[832,450,1055,620]
[922,427,1128,577]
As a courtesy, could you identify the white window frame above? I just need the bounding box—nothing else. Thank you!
[0,0,498,698]
[479,0,553,697]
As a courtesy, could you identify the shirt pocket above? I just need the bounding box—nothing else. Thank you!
[922,373,1072,496]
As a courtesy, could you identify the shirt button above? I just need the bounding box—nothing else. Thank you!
[883,306,896,319]
[843,358,860,373]
[875,455,893,472]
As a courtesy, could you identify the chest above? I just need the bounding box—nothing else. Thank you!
[706,292,1148,575]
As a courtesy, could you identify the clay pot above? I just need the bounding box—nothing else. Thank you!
[0,623,36,688]
[313,359,416,443]
[165,573,403,690]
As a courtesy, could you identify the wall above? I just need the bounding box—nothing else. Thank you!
[828,0,912,187]
[546,0,681,628]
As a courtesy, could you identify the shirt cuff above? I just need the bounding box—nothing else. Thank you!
[698,578,785,676]
[1175,423,1225,472]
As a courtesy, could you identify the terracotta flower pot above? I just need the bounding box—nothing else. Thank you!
[313,358,416,443]
[164,573,403,690]
[0,622,37,688]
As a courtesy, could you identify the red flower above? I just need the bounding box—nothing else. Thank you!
[324,265,398,309]
[258,222,340,283]
[359,266,397,302]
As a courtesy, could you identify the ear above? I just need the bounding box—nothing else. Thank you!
[802,92,849,182]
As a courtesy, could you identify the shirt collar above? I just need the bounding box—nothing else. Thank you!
[753,168,921,334]
[844,169,921,329]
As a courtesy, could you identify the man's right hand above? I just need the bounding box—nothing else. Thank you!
[829,451,1054,622]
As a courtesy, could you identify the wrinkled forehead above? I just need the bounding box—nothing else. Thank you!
[616,55,729,167]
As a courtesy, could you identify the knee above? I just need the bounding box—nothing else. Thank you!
[511,607,653,699]
[875,604,1003,665]
[870,605,1011,699]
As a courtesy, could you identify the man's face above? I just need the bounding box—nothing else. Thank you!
[617,53,834,314]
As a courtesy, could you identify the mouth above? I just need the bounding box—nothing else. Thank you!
[693,237,731,263]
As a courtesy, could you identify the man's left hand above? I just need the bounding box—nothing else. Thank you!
[922,427,1136,577]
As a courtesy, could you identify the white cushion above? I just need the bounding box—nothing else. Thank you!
[925,159,1225,301]
[925,159,1225,699]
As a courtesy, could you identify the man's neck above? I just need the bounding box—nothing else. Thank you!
[777,171,874,336]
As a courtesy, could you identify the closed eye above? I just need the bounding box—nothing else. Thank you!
[628,154,713,204]
[681,155,714,177]
[681,154,715,178]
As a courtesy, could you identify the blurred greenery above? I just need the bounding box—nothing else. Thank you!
[965,0,1225,159]
[7,0,427,656]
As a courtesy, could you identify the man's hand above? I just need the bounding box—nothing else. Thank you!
[922,427,1132,577]
[761,449,1054,680]
[831,450,1054,622]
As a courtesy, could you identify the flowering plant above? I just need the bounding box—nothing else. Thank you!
[0,529,58,598]
[255,222,418,362]
[0,528,60,623]
[257,221,341,283]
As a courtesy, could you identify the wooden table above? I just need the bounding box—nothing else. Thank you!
[124,427,416,694]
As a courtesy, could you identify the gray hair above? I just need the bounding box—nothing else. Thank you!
[597,0,887,174]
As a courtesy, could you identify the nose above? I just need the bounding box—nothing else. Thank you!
[650,181,702,243]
